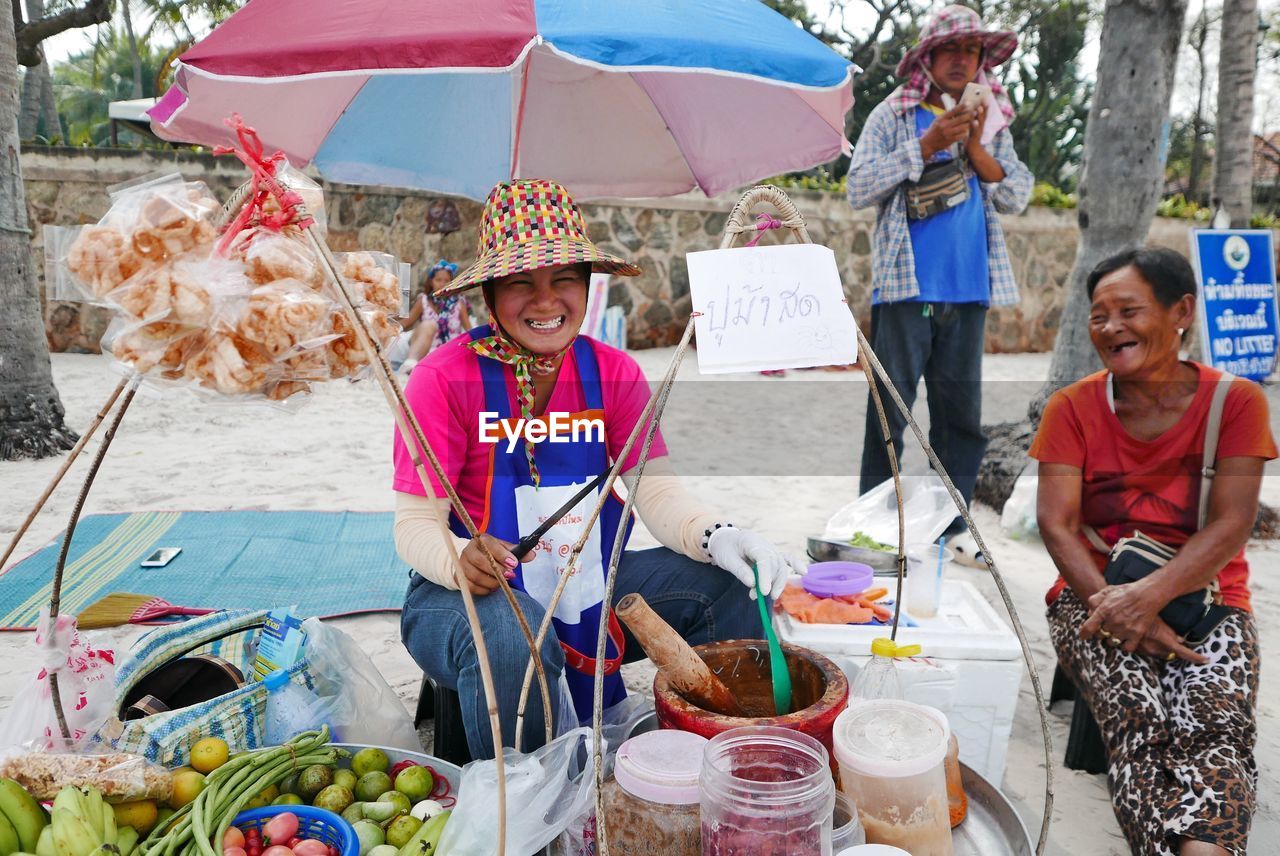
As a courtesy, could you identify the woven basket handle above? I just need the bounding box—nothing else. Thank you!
[719,185,812,249]
[114,608,273,698]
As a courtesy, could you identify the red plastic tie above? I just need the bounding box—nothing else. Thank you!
[744,213,783,248]
[212,113,314,254]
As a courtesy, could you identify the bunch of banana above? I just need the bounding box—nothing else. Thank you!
[395,810,449,856]
[40,787,139,856]
[0,778,49,856]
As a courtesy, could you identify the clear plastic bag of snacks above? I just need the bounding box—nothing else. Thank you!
[325,306,401,379]
[102,317,200,381]
[335,251,402,313]
[44,225,112,305]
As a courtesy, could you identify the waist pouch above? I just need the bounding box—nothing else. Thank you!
[905,158,970,221]
[1104,531,1231,645]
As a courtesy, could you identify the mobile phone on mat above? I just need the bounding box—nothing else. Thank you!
[140,547,182,567]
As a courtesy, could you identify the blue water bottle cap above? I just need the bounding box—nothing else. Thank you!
[262,669,289,691]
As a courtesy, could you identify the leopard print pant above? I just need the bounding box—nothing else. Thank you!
[1048,589,1259,856]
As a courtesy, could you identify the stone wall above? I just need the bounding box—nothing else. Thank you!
[25,146,1239,354]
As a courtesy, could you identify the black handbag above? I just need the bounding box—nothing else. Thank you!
[904,156,970,221]
[1083,371,1236,646]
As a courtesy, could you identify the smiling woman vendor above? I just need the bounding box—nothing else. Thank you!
[394,179,803,759]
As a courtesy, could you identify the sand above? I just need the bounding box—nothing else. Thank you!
[1,349,1277,855]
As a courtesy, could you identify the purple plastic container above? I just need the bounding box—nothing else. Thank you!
[803,562,875,598]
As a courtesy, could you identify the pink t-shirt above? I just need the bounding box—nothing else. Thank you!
[392,334,667,524]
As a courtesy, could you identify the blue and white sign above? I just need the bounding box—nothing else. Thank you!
[1190,229,1279,381]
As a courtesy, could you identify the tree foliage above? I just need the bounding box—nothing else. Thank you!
[992,0,1092,188]
[53,22,170,144]
[763,0,1091,187]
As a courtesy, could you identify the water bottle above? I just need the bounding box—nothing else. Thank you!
[262,669,329,745]
[849,638,918,701]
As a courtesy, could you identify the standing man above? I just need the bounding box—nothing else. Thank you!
[846,5,1032,559]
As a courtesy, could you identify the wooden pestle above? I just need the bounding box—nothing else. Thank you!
[616,593,747,717]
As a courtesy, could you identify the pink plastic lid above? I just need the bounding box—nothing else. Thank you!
[614,730,708,805]
[804,562,875,598]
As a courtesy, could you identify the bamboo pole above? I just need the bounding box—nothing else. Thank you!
[295,227,510,853]
[853,327,1054,854]
[592,318,696,856]
[293,226,554,749]
[586,185,1052,856]
[858,355,908,640]
[1,376,132,572]
[47,378,141,739]
[510,329,691,747]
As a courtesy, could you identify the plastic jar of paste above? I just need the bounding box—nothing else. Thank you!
[601,729,706,855]
[700,726,836,855]
[832,700,953,856]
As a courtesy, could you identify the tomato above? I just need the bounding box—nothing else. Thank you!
[263,813,300,847]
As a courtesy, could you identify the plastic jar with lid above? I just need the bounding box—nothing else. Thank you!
[699,725,836,856]
[601,729,706,855]
[831,700,953,856]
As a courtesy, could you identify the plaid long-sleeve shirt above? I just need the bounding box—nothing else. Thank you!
[845,99,1033,306]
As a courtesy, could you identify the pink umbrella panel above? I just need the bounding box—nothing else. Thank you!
[150,0,856,200]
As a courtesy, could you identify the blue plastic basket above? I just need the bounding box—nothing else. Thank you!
[232,806,358,856]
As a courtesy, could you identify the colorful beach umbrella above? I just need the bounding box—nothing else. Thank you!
[149,0,855,200]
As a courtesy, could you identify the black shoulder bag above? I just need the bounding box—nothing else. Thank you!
[1082,372,1236,646]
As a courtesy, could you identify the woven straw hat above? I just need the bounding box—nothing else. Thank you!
[439,179,641,295]
[895,5,1017,79]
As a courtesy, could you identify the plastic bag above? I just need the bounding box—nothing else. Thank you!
[1000,460,1040,541]
[553,696,655,855]
[824,468,956,549]
[44,225,112,305]
[0,746,172,803]
[0,610,117,753]
[336,251,402,313]
[436,727,595,856]
[298,618,420,751]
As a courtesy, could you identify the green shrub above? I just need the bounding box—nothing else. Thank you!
[1030,182,1077,209]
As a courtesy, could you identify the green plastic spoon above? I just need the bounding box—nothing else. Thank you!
[753,563,792,715]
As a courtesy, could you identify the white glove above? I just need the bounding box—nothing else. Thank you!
[706,526,807,600]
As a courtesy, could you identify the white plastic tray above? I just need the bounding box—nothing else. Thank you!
[775,578,1021,661]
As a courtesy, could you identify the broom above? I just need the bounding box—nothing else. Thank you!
[77,593,215,629]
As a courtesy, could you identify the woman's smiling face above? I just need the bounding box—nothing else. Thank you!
[491,263,588,354]
[1088,264,1194,378]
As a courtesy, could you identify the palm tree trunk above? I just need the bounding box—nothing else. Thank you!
[1188,5,1211,203]
[39,61,61,141]
[977,0,1189,510]
[1042,0,1189,394]
[17,0,40,139]
[18,66,38,139]
[0,0,76,459]
[120,0,143,99]
[1214,0,1258,227]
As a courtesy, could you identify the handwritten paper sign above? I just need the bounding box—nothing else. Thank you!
[686,243,858,374]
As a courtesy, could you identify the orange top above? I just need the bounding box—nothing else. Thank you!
[1029,363,1276,612]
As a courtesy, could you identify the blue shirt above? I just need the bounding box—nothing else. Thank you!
[874,105,991,306]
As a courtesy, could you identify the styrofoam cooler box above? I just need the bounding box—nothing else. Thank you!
[775,578,1023,786]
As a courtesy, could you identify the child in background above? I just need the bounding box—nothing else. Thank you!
[397,260,471,372]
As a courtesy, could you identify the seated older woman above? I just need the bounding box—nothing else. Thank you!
[1031,247,1275,856]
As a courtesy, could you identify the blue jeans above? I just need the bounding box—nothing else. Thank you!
[860,301,987,533]
[401,546,757,759]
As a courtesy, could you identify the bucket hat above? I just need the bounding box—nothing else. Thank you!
[895,5,1017,79]
[440,179,641,295]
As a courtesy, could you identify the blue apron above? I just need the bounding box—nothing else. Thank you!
[451,327,631,720]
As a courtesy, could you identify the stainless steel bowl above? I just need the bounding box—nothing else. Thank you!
[807,535,900,573]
